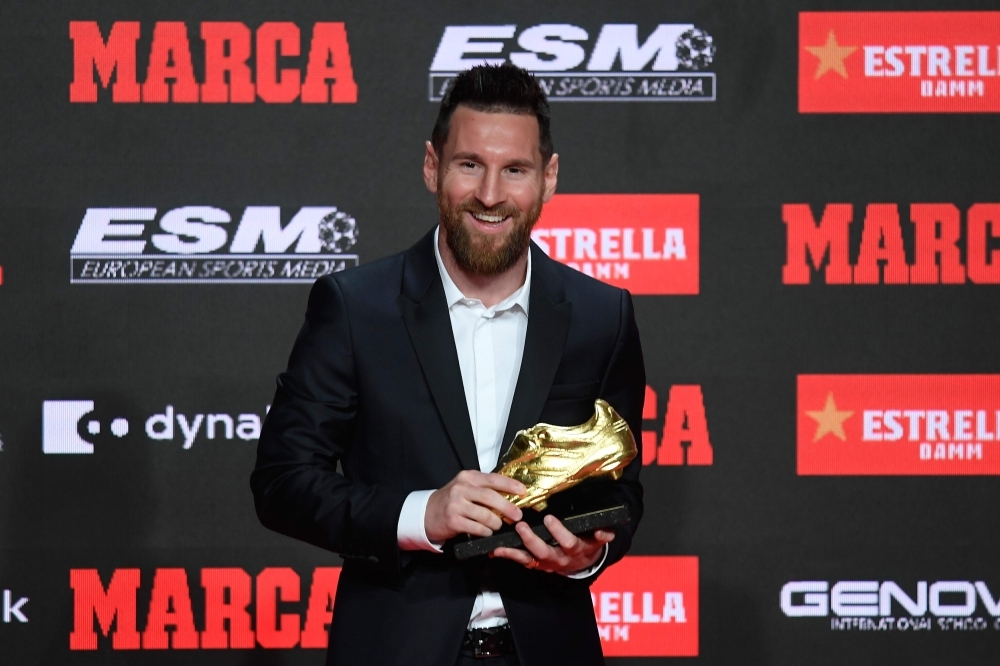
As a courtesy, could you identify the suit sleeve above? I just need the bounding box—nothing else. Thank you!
[592,288,646,574]
[250,276,408,576]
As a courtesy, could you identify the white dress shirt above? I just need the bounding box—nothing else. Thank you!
[396,227,604,628]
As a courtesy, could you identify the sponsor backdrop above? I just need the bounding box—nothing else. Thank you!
[1,0,999,664]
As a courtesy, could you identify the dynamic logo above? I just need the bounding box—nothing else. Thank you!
[797,375,1000,475]
[532,194,699,294]
[71,206,358,284]
[591,556,698,656]
[641,385,712,466]
[3,590,29,624]
[782,203,1000,285]
[70,21,356,103]
[782,579,1000,632]
[42,400,266,454]
[800,12,1000,113]
[70,566,340,650]
[429,24,716,102]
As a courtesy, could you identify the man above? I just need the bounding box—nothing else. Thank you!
[251,63,645,666]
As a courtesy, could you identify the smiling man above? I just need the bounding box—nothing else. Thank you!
[252,64,645,666]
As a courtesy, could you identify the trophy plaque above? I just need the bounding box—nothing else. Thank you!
[454,399,637,561]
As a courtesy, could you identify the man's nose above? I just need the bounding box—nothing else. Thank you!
[475,168,505,209]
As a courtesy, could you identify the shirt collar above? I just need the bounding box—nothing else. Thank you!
[433,225,531,315]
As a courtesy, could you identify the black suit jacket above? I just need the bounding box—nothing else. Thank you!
[251,228,645,666]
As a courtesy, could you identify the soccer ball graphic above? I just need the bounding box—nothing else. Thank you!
[319,210,359,253]
[676,28,715,71]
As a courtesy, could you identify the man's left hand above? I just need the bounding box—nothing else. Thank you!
[491,514,615,574]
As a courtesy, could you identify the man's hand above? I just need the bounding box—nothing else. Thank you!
[491,515,615,575]
[424,471,526,543]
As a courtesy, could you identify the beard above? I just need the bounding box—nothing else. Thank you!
[438,189,543,276]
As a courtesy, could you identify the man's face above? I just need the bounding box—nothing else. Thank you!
[424,105,559,275]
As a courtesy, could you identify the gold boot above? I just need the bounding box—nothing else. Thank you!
[493,399,637,520]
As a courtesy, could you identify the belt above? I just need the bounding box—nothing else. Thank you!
[462,624,515,658]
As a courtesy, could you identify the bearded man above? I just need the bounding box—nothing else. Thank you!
[251,63,645,666]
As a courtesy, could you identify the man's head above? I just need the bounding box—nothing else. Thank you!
[424,64,558,276]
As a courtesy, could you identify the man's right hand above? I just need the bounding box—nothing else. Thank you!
[424,471,526,543]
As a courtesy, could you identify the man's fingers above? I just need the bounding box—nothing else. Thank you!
[491,546,536,567]
[543,515,581,552]
[592,529,616,544]
[468,487,522,523]
[460,500,504,532]
[516,522,559,562]
[453,516,493,538]
[479,473,527,497]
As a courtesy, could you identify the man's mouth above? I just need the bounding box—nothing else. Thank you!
[469,211,511,227]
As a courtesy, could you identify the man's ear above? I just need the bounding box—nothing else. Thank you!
[542,153,559,203]
[423,141,439,193]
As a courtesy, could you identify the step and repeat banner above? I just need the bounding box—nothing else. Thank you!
[1,1,999,664]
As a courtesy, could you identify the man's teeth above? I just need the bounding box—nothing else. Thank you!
[472,212,506,223]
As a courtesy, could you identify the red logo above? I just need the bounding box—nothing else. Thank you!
[782,203,1000,285]
[798,375,1000,475]
[69,22,357,103]
[591,556,699,657]
[532,194,699,295]
[70,567,341,650]
[69,559,696,654]
[642,385,713,466]
[800,12,1000,113]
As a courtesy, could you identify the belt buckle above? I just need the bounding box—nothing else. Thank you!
[474,644,500,659]
[470,626,508,658]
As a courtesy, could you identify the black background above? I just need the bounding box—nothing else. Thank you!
[2,1,999,663]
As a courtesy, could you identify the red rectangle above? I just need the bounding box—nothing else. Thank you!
[591,555,699,657]
[798,375,1000,475]
[799,12,1000,113]
[531,194,699,295]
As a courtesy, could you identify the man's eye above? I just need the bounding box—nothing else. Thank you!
[462,162,477,169]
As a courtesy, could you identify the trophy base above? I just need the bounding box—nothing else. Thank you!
[453,505,630,561]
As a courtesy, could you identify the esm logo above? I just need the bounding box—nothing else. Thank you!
[429,24,716,102]
[70,21,356,103]
[71,206,358,283]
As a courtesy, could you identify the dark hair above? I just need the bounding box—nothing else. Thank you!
[431,63,553,163]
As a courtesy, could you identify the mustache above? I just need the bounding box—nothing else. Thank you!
[454,201,521,220]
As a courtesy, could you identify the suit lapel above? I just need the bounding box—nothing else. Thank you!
[498,244,572,462]
[398,229,481,471]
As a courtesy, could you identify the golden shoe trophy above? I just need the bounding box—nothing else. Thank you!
[454,399,637,560]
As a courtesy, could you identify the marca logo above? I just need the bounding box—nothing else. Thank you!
[71,206,358,284]
[642,385,713,466]
[70,566,340,650]
[800,12,1000,113]
[782,203,1000,285]
[532,194,699,295]
[69,21,356,103]
[42,400,266,454]
[429,24,716,102]
[782,579,1000,632]
[591,556,698,656]
[69,558,691,653]
[797,375,1000,475]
